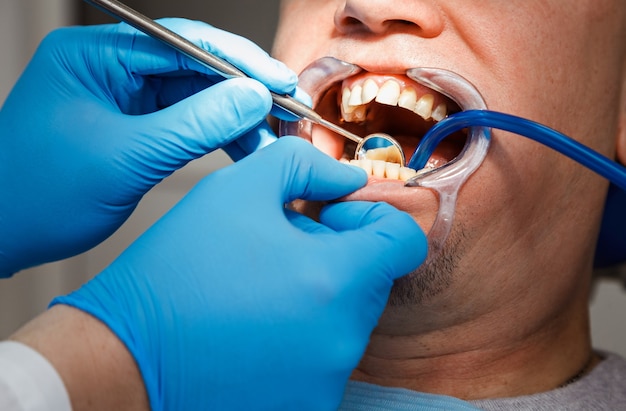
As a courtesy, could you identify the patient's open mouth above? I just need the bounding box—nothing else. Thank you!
[312,72,467,181]
[280,59,491,249]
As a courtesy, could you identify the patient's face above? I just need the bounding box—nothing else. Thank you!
[273,1,626,334]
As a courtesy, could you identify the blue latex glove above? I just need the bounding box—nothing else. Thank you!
[0,19,298,277]
[53,137,428,411]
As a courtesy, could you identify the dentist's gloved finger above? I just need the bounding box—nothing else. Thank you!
[136,78,271,172]
[320,201,428,279]
[222,122,278,162]
[123,18,298,94]
[221,143,246,163]
[239,137,368,202]
[285,208,335,236]
[153,74,215,108]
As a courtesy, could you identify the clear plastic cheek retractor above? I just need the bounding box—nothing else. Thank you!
[84,0,407,167]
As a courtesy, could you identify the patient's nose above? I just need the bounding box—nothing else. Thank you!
[333,0,445,38]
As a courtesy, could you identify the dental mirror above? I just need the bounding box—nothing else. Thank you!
[355,133,405,165]
[315,117,405,165]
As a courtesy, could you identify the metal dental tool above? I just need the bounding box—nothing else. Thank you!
[84,0,406,167]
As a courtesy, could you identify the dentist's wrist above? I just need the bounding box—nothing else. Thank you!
[10,305,149,411]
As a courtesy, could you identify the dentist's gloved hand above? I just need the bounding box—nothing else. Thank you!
[0,19,298,277]
[53,137,428,411]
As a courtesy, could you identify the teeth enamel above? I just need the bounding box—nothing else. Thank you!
[360,159,373,175]
[431,103,447,121]
[348,84,363,106]
[353,105,366,122]
[360,146,402,164]
[347,159,418,181]
[372,160,387,178]
[341,87,355,114]
[414,94,435,119]
[399,166,418,180]
[375,80,401,105]
[361,79,379,104]
[397,88,417,111]
[361,147,387,161]
[386,147,403,165]
[385,162,401,180]
[340,79,448,123]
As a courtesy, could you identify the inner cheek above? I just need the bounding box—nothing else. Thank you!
[312,88,348,159]
[311,126,346,160]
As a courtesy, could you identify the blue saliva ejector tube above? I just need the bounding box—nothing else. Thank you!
[408,110,626,191]
[407,109,626,267]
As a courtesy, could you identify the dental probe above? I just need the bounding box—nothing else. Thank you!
[84,0,406,167]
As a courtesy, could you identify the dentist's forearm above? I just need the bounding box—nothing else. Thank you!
[9,305,149,411]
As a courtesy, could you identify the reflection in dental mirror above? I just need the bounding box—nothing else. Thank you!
[357,133,405,165]
[315,120,406,166]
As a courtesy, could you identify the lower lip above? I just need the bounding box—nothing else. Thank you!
[340,178,422,203]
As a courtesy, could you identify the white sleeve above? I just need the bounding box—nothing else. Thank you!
[0,341,72,411]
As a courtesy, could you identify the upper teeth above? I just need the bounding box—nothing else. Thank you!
[341,78,448,123]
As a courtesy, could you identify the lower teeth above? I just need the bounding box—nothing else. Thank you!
[341,158,418,181]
